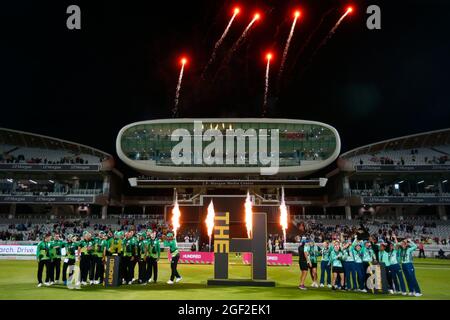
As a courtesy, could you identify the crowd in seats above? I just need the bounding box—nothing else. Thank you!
[350,146,450,166]
[0,217,170,241]
[288,217,450,246]
[0,146,102,165]
[351,189,450,197]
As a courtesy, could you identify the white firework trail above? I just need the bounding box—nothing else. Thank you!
[229,16,258,57]
[173,63,185,117]
[316,10,351,54]
[203,11,238,76]
[278,15,299,82]
[263,57,271,116]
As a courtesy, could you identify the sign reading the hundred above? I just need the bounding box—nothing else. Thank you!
[116,118,340,176]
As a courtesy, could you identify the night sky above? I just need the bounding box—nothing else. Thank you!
[1,0,450,176]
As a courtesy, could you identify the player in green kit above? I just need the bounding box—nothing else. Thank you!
[123,231,137,284]
[146,229,161,283]
[62,234,78,286]
[163,232,182,284]
[129,230,139,283]
[36,233,52,287]
[49,233,63,284]
[137,232,148,284]
[93,231,107,284]
[78,231,94,285]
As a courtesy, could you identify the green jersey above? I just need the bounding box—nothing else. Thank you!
[148,238,161,259]
[63,241,78,260]
[399,241,417,264]
[123,237,138,257]
[94,238,107,258]
[79,239,94,255]
[36,241,51,261]
[138,239,148,259]
[164,239,179,257]
[49,239,63,259]
[108,237,122,255]
[329,249,344,268]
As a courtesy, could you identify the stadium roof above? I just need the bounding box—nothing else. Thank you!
[0,127,112,159]
[340,128,450,159]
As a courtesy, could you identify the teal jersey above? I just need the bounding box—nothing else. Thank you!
[388,248,400,265]
[362,245,375,262]
[321,247,330,262]
[164,239,179,256]
[329,249,344,268]
[378,250,391,266]
[399,242,417,264]
[305,244,319,263]
[49,239,63,259]
[351,239,364,263]
[36,241,51,261]
[343,247,354,262]
[148,239,161,259]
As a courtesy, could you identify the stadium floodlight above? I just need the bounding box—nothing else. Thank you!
[417,180,425,184]
[7,178,13,183]
[29,179,38,184]
[443,180,448,184]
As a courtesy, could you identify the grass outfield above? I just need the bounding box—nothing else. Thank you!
[0,254,449,300]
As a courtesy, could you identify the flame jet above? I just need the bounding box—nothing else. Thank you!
[205,200,215,252]
[245,191,253,238]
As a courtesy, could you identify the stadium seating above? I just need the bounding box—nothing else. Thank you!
[347,146,450,166]
[0,145,102,164]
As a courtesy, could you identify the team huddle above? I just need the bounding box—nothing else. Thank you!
[35,229,182,288]
[298,234,422,296]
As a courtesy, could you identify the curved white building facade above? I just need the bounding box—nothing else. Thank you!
[116,118,341,176]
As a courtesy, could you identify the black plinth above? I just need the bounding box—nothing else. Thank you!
[207,279,276,287]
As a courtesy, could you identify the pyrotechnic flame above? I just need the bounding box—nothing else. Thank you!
[245,191,253,238]
[206,200,215,237]
[171,192,181,237]
[279,187,288,246]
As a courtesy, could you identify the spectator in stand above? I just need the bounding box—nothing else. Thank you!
[418,242,425,258]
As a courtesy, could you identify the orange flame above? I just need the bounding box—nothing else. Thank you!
[245,191,253,238]
[206,200,215,237]
[171,195,181,237]
[279,187,288,242]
